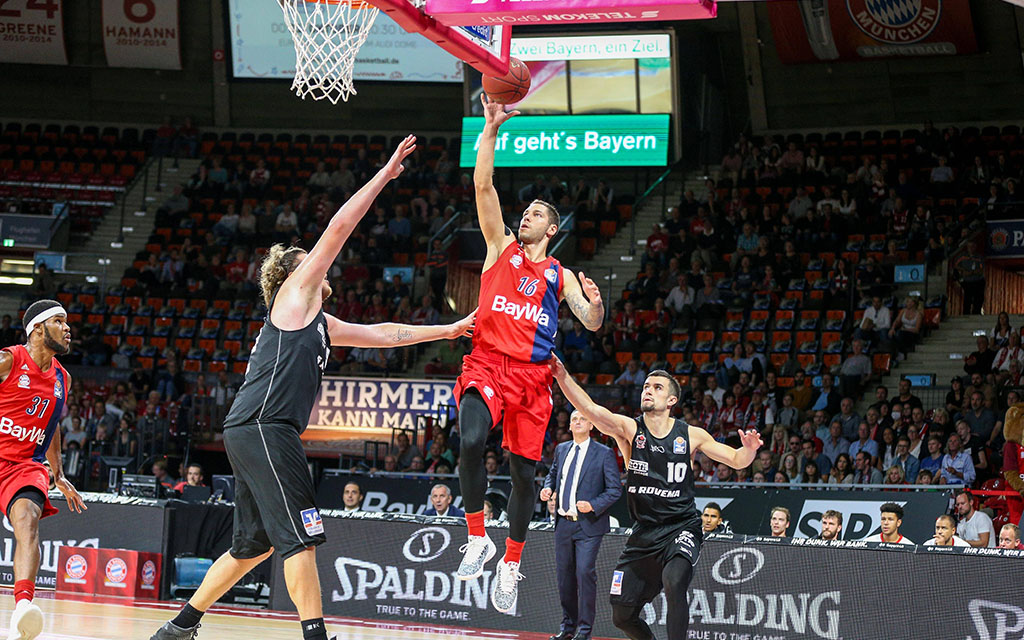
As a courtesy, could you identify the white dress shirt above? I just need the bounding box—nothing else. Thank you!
[558,438,591,517]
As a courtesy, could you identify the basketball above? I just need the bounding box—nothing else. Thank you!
[482,57,531,104]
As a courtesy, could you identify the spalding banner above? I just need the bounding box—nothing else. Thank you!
[271,513,1024,639]
[767,0,978,63]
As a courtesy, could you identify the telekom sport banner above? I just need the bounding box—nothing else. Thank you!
[426,0,714,26]
[0,0,67,65]
[271,513,1024,639]
[102,0,181,70]
[767,0,977,63]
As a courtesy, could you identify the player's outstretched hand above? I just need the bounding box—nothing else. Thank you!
[447,307,477,339]
[737,429,763,452]
[480,93,520,129]
[539,487,553,502]
[56,477,87,513]
[384,134,416,180]
[578,270,602,305]
[547,354,567,381]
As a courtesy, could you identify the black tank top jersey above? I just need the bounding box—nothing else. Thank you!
[223,296,330,434]
[624,416,700,527]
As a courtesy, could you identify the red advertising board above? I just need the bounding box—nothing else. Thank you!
[57,547,161,598]
[767,0,977,63]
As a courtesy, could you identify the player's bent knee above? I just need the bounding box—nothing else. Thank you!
[611,604,639,628]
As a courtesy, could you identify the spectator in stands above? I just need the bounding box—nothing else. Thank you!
[993,331,1024,383]
[918,435,944,479]
[954,490,995,547]
[341,481,364,512]
[0,314,17,348]
[954,241,986,315]
[854,450,882,484]
[800,460,823,484]
[410,295,439,326]
[962,392,1000,447]
[173,463,204,493]
[822,422,849,466]
[964,336,995,378]
[392,432,423,470]
[891,379,924,412]
[779,453,799,484]
[946,377,967,416]
[955,419,989,482]
[817,510,842,541]
[769,507,790,537]
[776,393,799,431]
[891,436,920,483]
[884,465,906,486]
[939,433,976,486]
[838,340,872,398]
[990,312,1014,349]
[408,456,426,473]
[424,484,464,518]
[965,371,997,409]
[828,453,854,485]
[889,297,923,358]
[855,297,891,347]
[155,184,190,227]
[788,370,812,412]
[248,159,271,196]
[518,174,548,202]
[155,359,186,401]
[799,438,831,475]
[832,397,861,442]
[172,116,199,159]
[849,422,880,467]
[63,417,87,450]
[924,514,969,547]
[998,523,1023,550]
[811,372,841,416]
[615,359,645,387]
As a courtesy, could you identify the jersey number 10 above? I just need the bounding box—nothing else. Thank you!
[667,461,688,483]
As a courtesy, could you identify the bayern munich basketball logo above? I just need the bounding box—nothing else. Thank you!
[846,0,942,44]
[66,554,88,580]
[990,228,1010,252]
[141,560,157,586]
[105,558,128,584]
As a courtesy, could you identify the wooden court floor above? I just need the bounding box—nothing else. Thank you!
[0,592,551,640]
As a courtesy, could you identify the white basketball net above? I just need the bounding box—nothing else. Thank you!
[278,0,381,104]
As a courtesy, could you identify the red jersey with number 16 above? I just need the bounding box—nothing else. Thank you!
[0,345,67,463]
[473,241,564,364]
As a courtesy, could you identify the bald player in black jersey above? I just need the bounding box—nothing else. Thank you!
[550,357,762,640]
[152,136,475,640]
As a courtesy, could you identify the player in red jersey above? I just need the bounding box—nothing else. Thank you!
[454,95,604,614]
[0,300,86,640]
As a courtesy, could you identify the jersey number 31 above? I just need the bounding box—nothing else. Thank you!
[667,461,688,483]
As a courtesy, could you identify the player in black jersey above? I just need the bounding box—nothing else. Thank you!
[550,358,761,640]
[152,136,475,640]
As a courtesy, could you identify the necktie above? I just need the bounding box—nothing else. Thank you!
[561,445,580,513]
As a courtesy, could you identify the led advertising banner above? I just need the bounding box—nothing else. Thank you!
[459,114,670,168]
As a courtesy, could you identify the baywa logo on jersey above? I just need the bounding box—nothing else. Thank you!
[65,554,88,581]
[543,268,557,284]
[17,374,29,389]
[490,295,551,327]
[105,557,128,586]
[847,0,941,44]
[141,560,157,588]
[510,254,523,269]
[673,436,687,455]
[635,434,646,450]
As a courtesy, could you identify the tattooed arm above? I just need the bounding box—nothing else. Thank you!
[560,269,604,331]
[326,310,475,348]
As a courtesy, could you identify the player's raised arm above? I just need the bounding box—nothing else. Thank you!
[561,269,604,331]
[326,310,475,348]
[690,426,762,470]
[549,356,635,446]
[475,95,519,259]
[282,135,416,310]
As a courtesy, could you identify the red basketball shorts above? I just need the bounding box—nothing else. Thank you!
[454,351,553,461]
[0,459,57,519]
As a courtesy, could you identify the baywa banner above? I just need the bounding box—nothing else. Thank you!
[0,493,164,588]
[272,514,1024,639]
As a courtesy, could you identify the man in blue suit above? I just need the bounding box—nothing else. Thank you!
[541,411,623,640]
[424,484,465,518]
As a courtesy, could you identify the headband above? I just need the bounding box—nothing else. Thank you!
[25,304,67,337]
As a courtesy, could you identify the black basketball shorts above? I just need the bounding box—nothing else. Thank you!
[223,422,326,560]
[609,520,703,607]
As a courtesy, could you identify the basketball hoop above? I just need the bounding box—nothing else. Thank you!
[278,0,380,104]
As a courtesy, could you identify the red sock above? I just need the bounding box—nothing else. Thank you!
[14,580,33,604]
[503,538,524,564]
[465,511,485,537]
